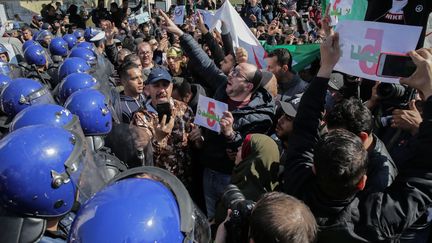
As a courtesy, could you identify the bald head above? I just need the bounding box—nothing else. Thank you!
[238,63,262,91]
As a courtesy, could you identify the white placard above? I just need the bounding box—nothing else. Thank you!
[195,95,228,133]
[334,20,422,83]
[135,12,150,25]
[174,6,185,25]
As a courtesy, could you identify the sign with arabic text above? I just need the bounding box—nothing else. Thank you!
[335,20,422,83]
[195,95,228,133]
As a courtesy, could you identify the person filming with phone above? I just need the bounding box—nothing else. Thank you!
[131,67,196,189]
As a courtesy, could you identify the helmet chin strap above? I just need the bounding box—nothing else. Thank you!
[86,136,105,151]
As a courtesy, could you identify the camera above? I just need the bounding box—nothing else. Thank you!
[377,83,415,109]
[374,83,415,132]
[221,184,256,243]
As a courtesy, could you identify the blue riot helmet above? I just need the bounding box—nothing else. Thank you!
[58,73,98,104]
[69,47,97,66]
[0,74,12,94]
[84,27,105,42]
[76,41,94,51]
[10,104,74,132]
[74,29,84,40]
[22,40,40,52]
[0,125,105,217]
[68,167,211,243]
[60,72,121,123]
[58,57,91,80]
[32,30,40,41]
[24,44,48,66]
[64,89,112,135]
[63,34,77,50]
[0,78,55,117]
[49,37,69,57]
[35,29,53,47]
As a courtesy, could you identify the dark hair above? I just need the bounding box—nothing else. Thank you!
[21,26,32,32]
[314,129,368,199]
[326,97,373,135]
[119,61,140,81]
[267,48,293,71]
[173,80,192,99]
[249,192,317,243]
[67,5,78,15]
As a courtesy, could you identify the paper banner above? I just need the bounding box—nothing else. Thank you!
[195,95,228,133]
[334,20,422,83]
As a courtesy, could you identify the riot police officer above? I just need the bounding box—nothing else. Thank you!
[0,124,105,242]
[64,89,127,182]
[24,44,55,89]
[48,37,69,86]
[69,167,211,243]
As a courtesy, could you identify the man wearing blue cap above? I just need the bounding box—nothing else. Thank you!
[132,67,195,189]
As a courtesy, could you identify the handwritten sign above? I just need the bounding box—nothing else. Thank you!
[335,20,422,83]
[195,95,228,133]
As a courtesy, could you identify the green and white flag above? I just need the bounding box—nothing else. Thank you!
[322,0,368,24]
[261,42,321,72]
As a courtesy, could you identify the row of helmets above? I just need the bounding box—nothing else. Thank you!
[0,29,211,242]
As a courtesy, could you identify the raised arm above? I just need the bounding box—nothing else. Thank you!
[283,27,341,193]
[159,9,227,94]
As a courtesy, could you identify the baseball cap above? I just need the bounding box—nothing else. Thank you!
[278,94,302,117]
[260,70,274,86]
[146,67,173,84]
[328,72,344,91]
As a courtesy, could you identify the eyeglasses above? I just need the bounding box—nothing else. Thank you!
[229,67,249,82]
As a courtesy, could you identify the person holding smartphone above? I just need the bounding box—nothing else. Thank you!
[131,67,196,189]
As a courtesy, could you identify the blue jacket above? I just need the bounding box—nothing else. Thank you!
[119,93,146,123]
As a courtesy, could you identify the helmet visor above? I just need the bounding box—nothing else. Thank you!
[63,117,107,204]
[25,86,55,106]
[92,81,121,124]
[188,205,211,243]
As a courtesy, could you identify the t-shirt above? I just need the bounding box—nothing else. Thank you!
[365,0,432,48]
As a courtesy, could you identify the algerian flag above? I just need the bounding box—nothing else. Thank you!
[174,5,185,25]
[210,0,267,69]
[322,0,368,24]
[261,42,321,72]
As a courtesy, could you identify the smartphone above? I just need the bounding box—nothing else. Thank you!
[376,53,416,78]
[156,102,172,123]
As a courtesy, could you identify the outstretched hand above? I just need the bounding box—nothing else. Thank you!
[197,12,209,35]
[159,9,184,36]
[400,48,432,100]
[317,31,341,78]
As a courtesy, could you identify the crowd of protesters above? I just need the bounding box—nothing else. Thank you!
[0,0,432,242]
